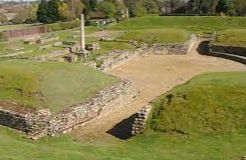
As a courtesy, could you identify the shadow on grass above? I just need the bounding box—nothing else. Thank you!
[106,113,137,140]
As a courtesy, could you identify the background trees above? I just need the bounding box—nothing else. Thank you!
[35,0,246,24]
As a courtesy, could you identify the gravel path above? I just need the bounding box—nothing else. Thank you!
[71,38,246,140]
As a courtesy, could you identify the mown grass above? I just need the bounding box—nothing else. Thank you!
[213,29,246,47]
[148,72,246,136]
[0,23,37,32]
[111,16,246,31]
[0,60,116,112]
[0,125,245,160]
[0,72,245,160]
[118,29,189,44]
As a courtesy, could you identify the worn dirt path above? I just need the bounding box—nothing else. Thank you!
[72,38,246,140]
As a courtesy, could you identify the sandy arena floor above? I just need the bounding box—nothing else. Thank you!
[71,39,246,140]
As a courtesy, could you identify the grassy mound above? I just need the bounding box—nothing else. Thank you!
[112,16,246,31]
[149,72,246,136]
[213,29,246,47]
[118,29,189,44]
[0,60,116,112]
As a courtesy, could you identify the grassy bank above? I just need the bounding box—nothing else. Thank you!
[0,60,116,112]
[0,72,245,160]
[213,29,246,47]
[111,16,246,31]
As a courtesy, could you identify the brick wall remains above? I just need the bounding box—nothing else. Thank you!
[3,25,47,40]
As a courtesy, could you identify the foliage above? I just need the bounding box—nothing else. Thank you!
[11,4,37,24]
[47,0,61,23]
[37,0,49,23]
[0,13,7,24]
[216,0,229,14]
[58,2,73,21]
[97,1,117,18]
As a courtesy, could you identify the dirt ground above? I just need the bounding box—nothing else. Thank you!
[71,39,246,141]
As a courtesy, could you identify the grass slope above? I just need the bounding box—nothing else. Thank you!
[112,16,246,31]
[213,29,246,47]
[0,60,116,112]
[0,72,245,160]
[149,72,246,135]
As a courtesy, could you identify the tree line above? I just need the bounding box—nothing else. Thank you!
[33,0,246,23]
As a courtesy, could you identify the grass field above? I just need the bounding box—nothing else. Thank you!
[0,23,37,32]
[0,72,245,160]
[213,29,246,47]
[1,16,246,59]
[118,29,189,44]
[111,16,246,31]
[0,60,116,112]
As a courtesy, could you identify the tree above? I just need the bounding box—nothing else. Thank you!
[11,5,37,24]
[216,0,229,14]
[47,0,61,23]
[234,0,246,15]
[97,1,117,18]
[144,0,158,14]
[37,0,61,23]
[0,13,7,24]
[124,0,137,17]
[37,0,49,23]
[59,2,73,21]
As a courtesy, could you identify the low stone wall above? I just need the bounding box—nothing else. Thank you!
[209,49,246,64]
[48,80,138,136]
[95,35,197,71]
[97,50,140,71]
[0,80,138,139]
[210,45,246,57]
[142,34,197,55]
[131,105,151,136]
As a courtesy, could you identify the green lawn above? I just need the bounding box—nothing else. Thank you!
[148,72,246,136]
[111,16,246,31]
[118,29,189,44]
[0,72,245,160]
[0,60,116,112]
[0,23,37,32]
[212,29,246,47]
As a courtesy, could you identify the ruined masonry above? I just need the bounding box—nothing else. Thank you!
[131,105,152,136]
[0,80,138,140]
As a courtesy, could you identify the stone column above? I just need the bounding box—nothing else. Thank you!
[80,14,85,52]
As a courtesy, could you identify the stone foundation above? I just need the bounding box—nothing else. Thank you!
[93,35,197,71]
[131,105,152,136]
[209,45,246,64]
[0,80,138,139]
[210,45,246,57]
